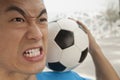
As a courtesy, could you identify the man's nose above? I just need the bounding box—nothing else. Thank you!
[26,24,43,41]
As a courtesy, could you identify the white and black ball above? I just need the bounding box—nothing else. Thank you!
[47,18,89,72]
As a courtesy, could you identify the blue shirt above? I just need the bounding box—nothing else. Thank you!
[36,71,91,80]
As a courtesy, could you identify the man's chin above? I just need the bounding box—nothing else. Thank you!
[18,65,45,75]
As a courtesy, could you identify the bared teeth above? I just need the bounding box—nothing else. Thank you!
[24,48,40,57]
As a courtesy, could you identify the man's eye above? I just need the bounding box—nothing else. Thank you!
[11,17,25,23]
[39,18,47,22]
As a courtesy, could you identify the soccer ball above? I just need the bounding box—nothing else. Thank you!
[47,18,89,72]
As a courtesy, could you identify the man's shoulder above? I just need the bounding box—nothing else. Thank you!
[36,71,91,80]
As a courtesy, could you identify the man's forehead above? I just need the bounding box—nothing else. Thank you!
[0,0,43,5]
[0,0,46,17]
[0,0,44,10]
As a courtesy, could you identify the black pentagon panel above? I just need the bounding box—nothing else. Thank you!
[55,29,74,49]
[79,48,88,63]
[48,62,66,71]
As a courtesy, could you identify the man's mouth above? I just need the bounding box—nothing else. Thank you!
[23,48,41,57]
[23,47,44,62]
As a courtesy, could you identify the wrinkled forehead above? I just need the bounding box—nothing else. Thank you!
[0,0,43,3]
[0,0,45,17]
[0,0,44,8]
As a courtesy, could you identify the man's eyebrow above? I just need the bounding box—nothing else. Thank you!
[5,5,25,16]
[37,9,47,18]
[5,5,47,18]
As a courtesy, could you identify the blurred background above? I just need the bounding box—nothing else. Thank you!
[44,0,120,79]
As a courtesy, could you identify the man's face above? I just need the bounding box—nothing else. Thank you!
[0,0,48,74]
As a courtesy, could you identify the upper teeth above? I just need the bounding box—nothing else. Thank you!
[24,48,40,57]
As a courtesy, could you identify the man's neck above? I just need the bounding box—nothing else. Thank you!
[0,68,36,80]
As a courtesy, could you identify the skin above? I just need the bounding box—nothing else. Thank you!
[0,0,48,80]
